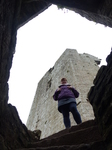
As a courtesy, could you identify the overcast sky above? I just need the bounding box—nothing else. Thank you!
[8,5,112,125]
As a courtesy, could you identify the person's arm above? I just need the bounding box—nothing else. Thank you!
[72,87,79,98]
[53,88,61,100]
[68,86,79,98]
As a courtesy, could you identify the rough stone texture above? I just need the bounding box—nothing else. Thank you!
[88,50,112,150]
[0,1,41,150]
[0,104,41,150]
[20,0,112,28]
[16,120,106,150]
[27,49,100,139]
[0,0,20,114]
[1,0,112,149]
[18,1,51,28]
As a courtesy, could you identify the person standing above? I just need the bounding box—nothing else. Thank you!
[53,78,82,128]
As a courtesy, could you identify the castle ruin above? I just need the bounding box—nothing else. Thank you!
[1,0,112,149]
[27,49,101,138]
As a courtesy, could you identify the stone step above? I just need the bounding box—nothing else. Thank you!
[16,120,106,150]
[16,141,105,150]
[27,125,103,148]
[43,119,97,141]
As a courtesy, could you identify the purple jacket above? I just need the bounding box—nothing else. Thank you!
[53,84,79,100]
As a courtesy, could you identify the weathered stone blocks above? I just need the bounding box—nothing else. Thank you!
[27,49,100,139]
[88,50,112,150]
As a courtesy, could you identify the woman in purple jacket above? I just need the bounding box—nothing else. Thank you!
[53,78,82,128]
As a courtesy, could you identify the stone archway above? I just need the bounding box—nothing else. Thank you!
[0,0,112,149]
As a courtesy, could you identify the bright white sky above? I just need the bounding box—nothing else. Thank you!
[8,5,112,125]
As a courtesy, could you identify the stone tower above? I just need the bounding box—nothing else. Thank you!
[27,49,100,139]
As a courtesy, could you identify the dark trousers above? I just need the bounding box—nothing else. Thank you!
[60,102,82,128]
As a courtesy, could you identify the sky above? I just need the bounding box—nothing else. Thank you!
[8,5,112,125]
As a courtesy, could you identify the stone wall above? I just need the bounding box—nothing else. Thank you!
[0,1,41,149]
[1,1,112,149]
[0,104,40,150]
[27,49,100,139]
[88,50,112,150]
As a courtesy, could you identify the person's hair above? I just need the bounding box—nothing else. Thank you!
[61,78,67,82]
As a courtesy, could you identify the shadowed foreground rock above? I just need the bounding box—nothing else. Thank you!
[16,120,106,150]
[0,104,41,150]
[1,0,112,150]
[88,50,112,150]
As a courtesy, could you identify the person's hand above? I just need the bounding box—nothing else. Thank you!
[67,86,72,89]
[57,88,61,91]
